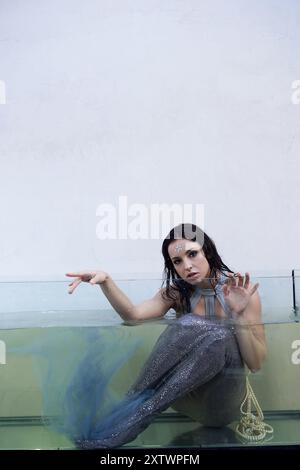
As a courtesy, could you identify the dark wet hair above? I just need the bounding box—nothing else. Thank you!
[161,223,233,314]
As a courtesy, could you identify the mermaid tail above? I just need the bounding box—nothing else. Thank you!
[75,314,245,449]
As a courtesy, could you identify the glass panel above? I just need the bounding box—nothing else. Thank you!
[0,276,299,449]
[293,269,300,321]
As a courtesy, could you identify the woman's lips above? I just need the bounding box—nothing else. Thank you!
[187,272,199,278]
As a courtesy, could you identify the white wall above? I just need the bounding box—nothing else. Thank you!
[0,0,300,281]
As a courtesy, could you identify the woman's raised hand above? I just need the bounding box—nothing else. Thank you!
[65,271,109,294]
[221,272,259,316]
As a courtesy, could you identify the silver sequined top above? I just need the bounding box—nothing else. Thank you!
[189,272,232,319]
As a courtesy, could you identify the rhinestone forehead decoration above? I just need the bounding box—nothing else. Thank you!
[174,243,184,253]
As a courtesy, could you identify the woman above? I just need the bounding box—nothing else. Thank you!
[65,223,266,448]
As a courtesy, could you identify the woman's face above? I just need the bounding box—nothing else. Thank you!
[168,239,211,285]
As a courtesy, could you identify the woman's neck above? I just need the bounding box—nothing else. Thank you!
[196,271,220,289]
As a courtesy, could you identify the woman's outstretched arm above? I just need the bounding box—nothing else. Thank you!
[66,271,175,321]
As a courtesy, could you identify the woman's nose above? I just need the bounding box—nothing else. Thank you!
[183,259,192,270]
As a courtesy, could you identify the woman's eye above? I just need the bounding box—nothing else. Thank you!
[189,251,197,257]
[173,260,180,265]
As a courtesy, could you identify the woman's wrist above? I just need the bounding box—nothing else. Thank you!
[232,311,248,326]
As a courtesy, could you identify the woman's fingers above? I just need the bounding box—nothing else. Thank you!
[66,272,93,278]
[235,273,244,287]
[250,282,259,296]
[228,273,237,287]
[225,275,232,289]
[66,272,96,282]
[244,272,250,289]
[66,271,106,293]
[89,273,99,284]
[68,278,82,294]
[231,272,252,290]
[89,273,102,284]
